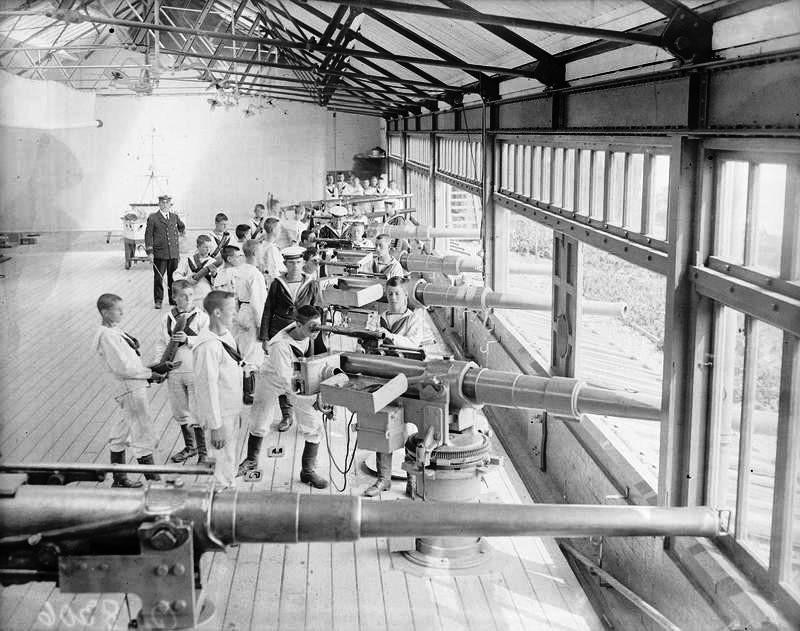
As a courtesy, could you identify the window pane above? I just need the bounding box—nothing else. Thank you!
[739,320,781,565]
[436,181,483,285]
[650,154,670,240]
[751,163,786,274]
[542,147,552,203]
[608,152,626,225]
[501,215,552,359]
[591,151,605,219]
[553,148,564,207]
[711,307,745,531]
[578,243,665,490]
[791,460,800,596]
[577,149,591,215]
[626,153,644,230]
[563,149,576,211]
[715,160,749,261]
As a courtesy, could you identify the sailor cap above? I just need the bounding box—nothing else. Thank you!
[329,205,348,217]
[281,245,306,260]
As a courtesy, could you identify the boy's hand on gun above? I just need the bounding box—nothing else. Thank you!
[171,331,188,344]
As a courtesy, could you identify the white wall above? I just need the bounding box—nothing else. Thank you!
[0,93,383,231]
[325,111,386,174]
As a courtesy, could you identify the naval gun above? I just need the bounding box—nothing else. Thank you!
[292,350,663,567]
[328,274,628,318]
[0,467,722,629]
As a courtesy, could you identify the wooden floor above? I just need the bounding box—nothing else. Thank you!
[0,233,602,631]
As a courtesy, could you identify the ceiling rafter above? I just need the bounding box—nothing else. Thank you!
[172,0,215,68]
[262,2,417,111]
[285,0,450,91]
[435,0,566,88]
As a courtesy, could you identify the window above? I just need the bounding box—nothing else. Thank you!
[388,134,403,158]
[714,158,788,276]
[434,181,483,285]
[710,309,784,567]
[497,215,553,363]
[407,169,432,226]
[407,134,431,166]
[497,140,670,244]
[577,242,666,490]
[437,136,482,182]
[388,161,403,196]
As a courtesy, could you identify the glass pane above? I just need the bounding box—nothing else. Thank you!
[577,149,591,215]
[501,215,552,359]
[738,320,781,565]
[712,307,745,530]
[436,181,483,284]
[542,147,552,203]
[532,146,542,200]
[522,145,531,197]
[590,151,605,219]
[608,152,626,225]
[500,143,508,190]
[563,149,576,211]
[578,243,666,490]
[626,153,644,230]
[751,163,786,274]
[715,160,749,260]
[553,148,564,207]
[791,457,800,596]
[650,154,670,240]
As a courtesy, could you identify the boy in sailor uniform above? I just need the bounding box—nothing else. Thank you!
[324,174,339,200]
[174,234,217,311]
[193,291,244,488]
[317,204,348,240]
[256,245,324,434]
[236,240,268,401]
[347,216,373,249]
[360,233,404,278]
[153,280,210,464]
[363,276,425,497]
[242,305,329,489]
[208,212,230,262]
[250,203,266,240]
[261,217,286,282]
[94,294,168,487]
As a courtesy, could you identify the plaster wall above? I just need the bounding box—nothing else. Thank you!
[0,94,382,232]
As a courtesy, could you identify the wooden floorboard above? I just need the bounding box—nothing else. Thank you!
[0,235,603,631]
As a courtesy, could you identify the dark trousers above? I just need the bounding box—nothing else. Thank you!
[153,258,179,305]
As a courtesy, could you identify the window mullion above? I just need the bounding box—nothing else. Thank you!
[734,315,758,537]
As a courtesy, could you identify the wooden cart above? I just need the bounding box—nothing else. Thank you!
[121,203,157,269]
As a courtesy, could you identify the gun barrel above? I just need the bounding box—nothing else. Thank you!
[377,223,481,241]
[400,253,482,275]
[339,353,660,420]
[412,281,627,317]
[0,486,720,545]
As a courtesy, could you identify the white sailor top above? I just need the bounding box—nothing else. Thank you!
[94,326,152,394]
[192,329,243,430]
[379,308,424,348]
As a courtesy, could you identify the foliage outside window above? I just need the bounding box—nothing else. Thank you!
[577,242,666,490]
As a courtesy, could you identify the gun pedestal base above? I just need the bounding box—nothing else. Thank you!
[401,431,497,570]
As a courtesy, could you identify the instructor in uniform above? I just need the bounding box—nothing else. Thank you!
[145,194,185,309]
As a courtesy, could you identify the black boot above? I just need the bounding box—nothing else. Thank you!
[364,451,392,497]
[194,426,208,465]
[137,454,162,481]
[110,450,142,488]
[277,394,294,432]
[171,424,198,463]
[300,442,328,489]
[237,434,263,476]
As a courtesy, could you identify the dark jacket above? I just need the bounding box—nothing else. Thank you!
[259,276,324,341]
[145,211,185,259]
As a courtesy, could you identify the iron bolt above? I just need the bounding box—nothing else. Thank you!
[154,564,169,576]
[98,563,109,571]
[171,564,186,576]
[79,562,88,571]
[150,528,178,550]
[172,600,188,613]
